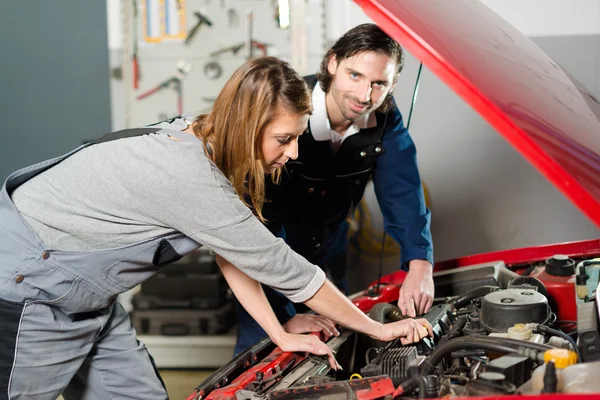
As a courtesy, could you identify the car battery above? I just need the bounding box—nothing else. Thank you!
[131,301,234,336]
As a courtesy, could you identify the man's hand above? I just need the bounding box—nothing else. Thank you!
[372,318,433,344]
[283,314,340,340]
[398,260,434,317]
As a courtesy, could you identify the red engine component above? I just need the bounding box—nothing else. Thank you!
[269,376,395,400]
[528,255,577,323]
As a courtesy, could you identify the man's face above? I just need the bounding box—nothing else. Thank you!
[327,51,398,121]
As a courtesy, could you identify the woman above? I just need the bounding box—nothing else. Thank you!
[0,57,431,399]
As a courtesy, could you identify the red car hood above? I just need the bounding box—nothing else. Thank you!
[355,0,600,228]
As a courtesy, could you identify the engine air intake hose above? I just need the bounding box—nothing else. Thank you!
[451,286,498,309]
[368,302,404,324]
[421,336,546,375]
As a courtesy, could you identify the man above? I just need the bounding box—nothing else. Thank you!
[234,23,434,354]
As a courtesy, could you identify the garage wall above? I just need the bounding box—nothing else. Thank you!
[0,1,112,182]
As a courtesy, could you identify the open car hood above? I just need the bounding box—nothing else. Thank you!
[355,0,600,228]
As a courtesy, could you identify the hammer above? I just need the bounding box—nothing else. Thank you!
[184,12,213,46]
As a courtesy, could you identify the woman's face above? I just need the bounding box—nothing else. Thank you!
[261,111,309,173]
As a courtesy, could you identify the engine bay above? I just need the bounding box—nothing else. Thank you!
[188,253,600,399]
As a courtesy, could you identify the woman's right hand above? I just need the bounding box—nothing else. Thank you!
[273,332,342,371]
[374,318,433,344]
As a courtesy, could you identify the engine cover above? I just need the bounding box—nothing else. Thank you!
[480,289,549,332]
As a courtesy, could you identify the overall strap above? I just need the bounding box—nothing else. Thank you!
[92,127,162,145]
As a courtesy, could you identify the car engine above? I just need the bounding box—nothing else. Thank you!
[188,255,600,399]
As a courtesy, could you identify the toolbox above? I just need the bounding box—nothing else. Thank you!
[131,301,234,336]
[139,248,227,302]
[140,270,227,301]
[132,292,225,310]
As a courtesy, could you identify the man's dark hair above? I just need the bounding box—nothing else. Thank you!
[317,23,404,112]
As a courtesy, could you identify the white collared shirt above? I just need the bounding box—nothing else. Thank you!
[310,83,377,152]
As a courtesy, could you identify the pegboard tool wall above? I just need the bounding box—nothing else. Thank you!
[113,0,326,129]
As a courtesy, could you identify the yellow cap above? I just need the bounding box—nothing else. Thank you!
[543,349,578,368]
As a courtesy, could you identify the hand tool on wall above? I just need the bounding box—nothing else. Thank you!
[132,0,141,89]
[227,8,239,28]
[209,43,245,57]
[137,60,193,115]
[203,61,223,80]
[184,11,213,46]
[208,40,271,58]
[251,40,270,57]
[246,10,254,59]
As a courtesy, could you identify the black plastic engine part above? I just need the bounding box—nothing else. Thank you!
[485,353,533,387]
[508,276,549,297]
[576,300,600,362]
[466,372,516,396]
[451,286,498,309]
[463,311,487,336]
[360,346,417,385]
[480,289,549,332]
[423,304,453,341]
[508,276,555,312]
[423,375,440,398]
[544,254,576,277]
[432,261,519,297]
[541,361,558,393]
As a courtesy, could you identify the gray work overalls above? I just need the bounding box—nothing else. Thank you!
[0,127,200,399]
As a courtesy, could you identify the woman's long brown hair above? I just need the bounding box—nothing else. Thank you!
[193,57,311,221]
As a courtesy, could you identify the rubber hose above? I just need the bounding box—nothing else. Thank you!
[368,302,403,324]
[451,286,498,309]
[537,325,582,362]
[436,315,468,347]
[480,336,551,352]
[450,349,487,358]
[368,303,404,348]
[393,376,426,399]
[421,336,544,375]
